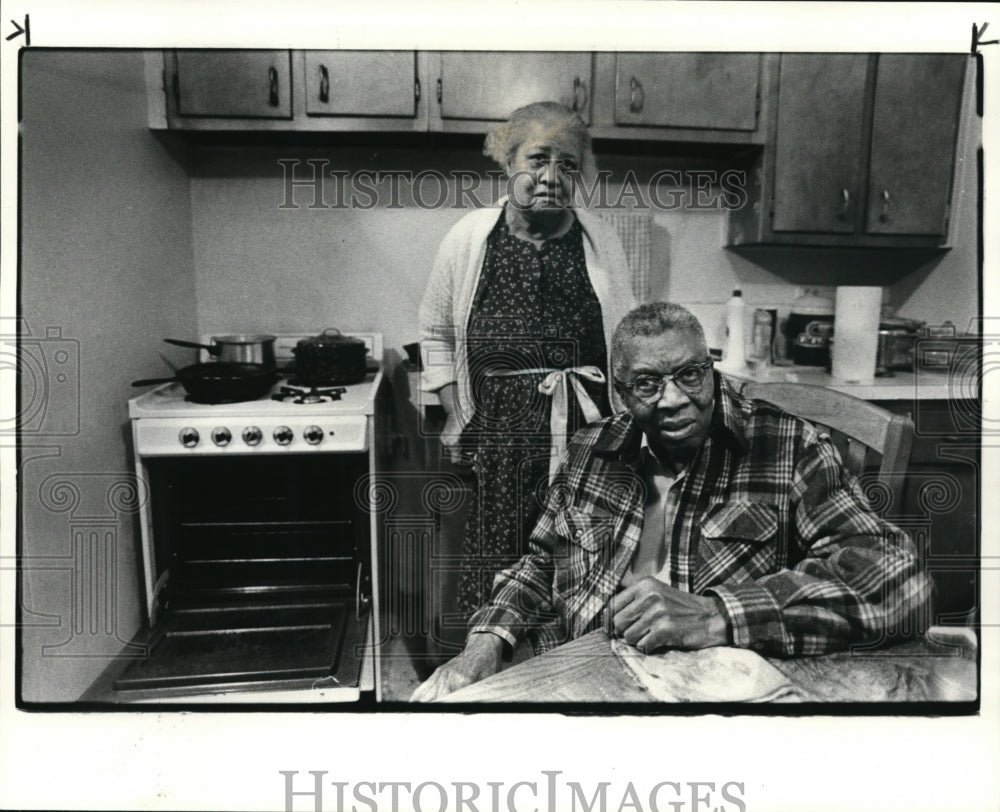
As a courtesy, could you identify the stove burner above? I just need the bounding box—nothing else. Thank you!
[272,385,347,405]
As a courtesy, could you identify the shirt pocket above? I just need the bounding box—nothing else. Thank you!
[552,507,616,597]
[700,501,778,543]
[696,501,780,588]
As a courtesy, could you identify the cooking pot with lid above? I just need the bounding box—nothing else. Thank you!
[292,329,368,386]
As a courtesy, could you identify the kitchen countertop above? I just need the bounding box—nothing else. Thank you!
[720,363,961,400]
[409,364,962,406]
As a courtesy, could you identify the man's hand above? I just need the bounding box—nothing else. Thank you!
[610,578,729,652]
[410,633,504,702]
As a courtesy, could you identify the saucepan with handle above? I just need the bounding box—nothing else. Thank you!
[163,334,277,369]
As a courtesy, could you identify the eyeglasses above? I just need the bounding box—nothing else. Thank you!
[525,155,580,173]
[615,361,713,401]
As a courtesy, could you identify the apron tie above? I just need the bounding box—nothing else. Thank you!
[538,366,606,481]
[488,366,605,482]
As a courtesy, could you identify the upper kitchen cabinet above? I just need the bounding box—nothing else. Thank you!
[729,53,968,248]
[612,53,760,132]
[171,51,292,119]
[771,54,869,234]
[429,52,593,131]
[865,55,967,236]
[585,52,769,144]
[302,51,423,125]
[151,50,428,131]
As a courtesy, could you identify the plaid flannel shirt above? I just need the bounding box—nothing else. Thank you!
[468,374,932,658]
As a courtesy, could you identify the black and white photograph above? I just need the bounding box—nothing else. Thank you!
[1,2,997,810]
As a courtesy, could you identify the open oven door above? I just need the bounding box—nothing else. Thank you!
[112,592,373,703]
[110,454,376,704]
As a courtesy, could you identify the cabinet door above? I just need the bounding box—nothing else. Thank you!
[771,54,869,233]
[173,51,292,118]
[437,52,592,123]
[304,51,417,117]
[613,53,759,131]
[865,54,966,236]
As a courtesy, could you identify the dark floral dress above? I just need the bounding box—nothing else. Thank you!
[456,211,610,617]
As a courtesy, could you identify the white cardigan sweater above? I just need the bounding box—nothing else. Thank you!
[418,204,636,432]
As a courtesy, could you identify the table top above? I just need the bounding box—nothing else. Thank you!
[440,628,977,705]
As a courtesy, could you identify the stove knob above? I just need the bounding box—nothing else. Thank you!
[304,425,324,445]
[273,425,294,446]
[242,426,263,446]
[211,427,232,447]
[179,427,200,448]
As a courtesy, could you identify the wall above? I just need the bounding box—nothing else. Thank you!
[190,109,980,362]
[190,150,813,354]
[18,50,196,701]
[188,146,494,351]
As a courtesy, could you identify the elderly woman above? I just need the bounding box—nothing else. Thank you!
[419,101,635,620]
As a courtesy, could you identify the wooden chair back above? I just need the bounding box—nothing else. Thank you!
[739,382,914,515]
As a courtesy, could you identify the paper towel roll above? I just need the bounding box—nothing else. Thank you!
[832,286,882,381]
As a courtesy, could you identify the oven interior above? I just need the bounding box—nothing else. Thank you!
[114,454,372,694]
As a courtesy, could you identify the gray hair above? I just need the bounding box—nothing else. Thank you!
[483,101,596,180]
[611,302,708,378]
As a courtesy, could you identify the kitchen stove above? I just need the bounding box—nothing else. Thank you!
[117,333,385,704]
[128,334,382,456]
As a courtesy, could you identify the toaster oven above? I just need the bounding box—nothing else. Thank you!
[874,317,924,377]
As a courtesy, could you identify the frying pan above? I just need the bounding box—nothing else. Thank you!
[132,363,278,403]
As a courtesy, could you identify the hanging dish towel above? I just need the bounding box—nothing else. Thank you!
[598,209,652,302]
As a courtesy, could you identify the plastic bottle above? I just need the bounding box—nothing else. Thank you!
[750,308,774,364]
[721,289,746,371]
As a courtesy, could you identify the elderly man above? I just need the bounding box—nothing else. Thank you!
[412,302,931,701]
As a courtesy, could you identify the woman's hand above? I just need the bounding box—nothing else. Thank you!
[410,633,504,702]
[436,383,472,466]
[440,410,464,451]
[440,414,473,466]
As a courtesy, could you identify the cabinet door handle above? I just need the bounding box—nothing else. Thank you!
[268,66,279,107]
[572,77,588,113]
[879,189,892,223]
[629,76,645,113]
[837,188,851,221]
[318,64,330,103]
